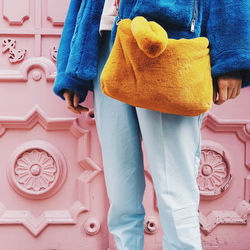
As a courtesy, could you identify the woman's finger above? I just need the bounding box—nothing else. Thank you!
[229,79,242,99]
[73,91,79,107]
[63,90,89,114]
[73,92,89,112]
[63,91,81,114]
[236,86,241,97]
[63,91,74,108]
[68,106,81,114]
[215,84,228,105]
[230,86,238,99]
[213,87,217,103]
[227,86,234,99]
[77,105,89,111]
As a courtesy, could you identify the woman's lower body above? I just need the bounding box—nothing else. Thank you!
[93,30,204,250]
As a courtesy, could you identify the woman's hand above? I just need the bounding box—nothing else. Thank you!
[213,74,242,105]
[63,89,89,114]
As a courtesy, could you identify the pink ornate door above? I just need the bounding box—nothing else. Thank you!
[0,1,249,249]
[0,0,108,249]
[197,89,250,250]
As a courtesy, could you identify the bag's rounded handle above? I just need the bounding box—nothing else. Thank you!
[131,16,168,58]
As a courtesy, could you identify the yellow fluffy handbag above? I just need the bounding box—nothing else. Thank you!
[100,16,213,116]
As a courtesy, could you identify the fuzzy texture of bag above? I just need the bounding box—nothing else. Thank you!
[100,16,213,116]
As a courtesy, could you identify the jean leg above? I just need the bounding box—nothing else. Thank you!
[136,107,204,250]
[93,31,146,250]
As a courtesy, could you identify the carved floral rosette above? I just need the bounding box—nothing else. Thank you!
[7,140,68,199]
[197,140,232,200]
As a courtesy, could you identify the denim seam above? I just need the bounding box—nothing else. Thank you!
[136,112,144,250]
[193,114,202,208]
[159,112,175,244]
[159,113,182,246]
[192,115,203,249]
[160,112,168,199]
[136,187,139,250]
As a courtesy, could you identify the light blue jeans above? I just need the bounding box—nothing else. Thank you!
[93,31,205,250]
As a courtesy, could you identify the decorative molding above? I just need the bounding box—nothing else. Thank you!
[85,109,96,125]
[84,217,100,236]
[7,140,68,199]
[0,57,56,82]
[144,216,158,234]
[202,111,250,169]
[2,38,15,53]
[49,45,57,62]
[0,105,101,236]
[198,140,232,200]
[8,47,26,63]
[2,38,26,63]
[0,105,75,135]
[198,113,250,234]
[199,200,250,235]
[0,0,63,62]
[46,0,68,26]
[2,0,29,25]
[32,70,42,81]
[14,150,58,191]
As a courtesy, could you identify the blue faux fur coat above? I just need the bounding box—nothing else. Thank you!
[53,0,250,103]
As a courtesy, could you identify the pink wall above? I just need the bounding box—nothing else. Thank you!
[0,0,249,249]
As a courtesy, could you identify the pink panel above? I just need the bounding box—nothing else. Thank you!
[2,0,29,25]
[0,0,108,249]
[46,0,69,26]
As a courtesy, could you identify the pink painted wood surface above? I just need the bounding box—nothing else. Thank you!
[0,0,249,249]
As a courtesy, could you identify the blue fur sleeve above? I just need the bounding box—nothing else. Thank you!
[206,0,250,88]
[53,0,91,103]
[64,0,105,83]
